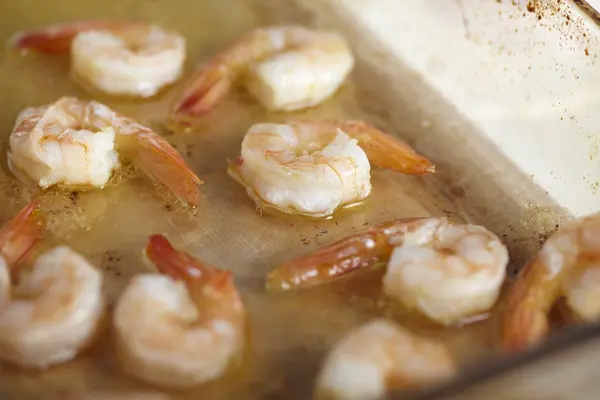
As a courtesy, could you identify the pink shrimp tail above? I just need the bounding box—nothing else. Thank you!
[340,121,436,175]
[146,234,232,289]
[501,299,549,353]
[0,200,44,266]
[9,20,144,54]
[170,63,233,124]
[147,234,195,280]
[134,130,203,207]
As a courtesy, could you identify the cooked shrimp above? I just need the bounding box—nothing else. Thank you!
[0,246,104,369]
[113,234,246,388]
[9,20,186,97]
[229,121,434,218]
[0,205,104,369]
[383,219,509,326]
[268,217,508,325]
[500,212,600,352]
[266,218,424,290]
[316,319,456,400]
[8,96,202,207]
[170,25,354,122]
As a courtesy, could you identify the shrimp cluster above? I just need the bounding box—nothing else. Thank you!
[8,96,202,206]
[171,25,355,123]
[230,121,434,217]
[10,21,186,97]
[4,16,579,400]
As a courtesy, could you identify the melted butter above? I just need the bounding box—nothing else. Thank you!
[0,1,503,399]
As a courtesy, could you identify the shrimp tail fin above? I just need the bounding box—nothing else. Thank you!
[147,234,243,321]
[132,130,203,207]
[265,243,357,292]
[8,20,143,54]
[266,222,408,292]
[342,121,435,175]
[0,200,44,266]
[146,234,191,280]
[265,238,391,292]
[9,26,79,54]
[501,304,549,353]
[146,234,230,285]
[170,64,233,124]
[500,258,559,353]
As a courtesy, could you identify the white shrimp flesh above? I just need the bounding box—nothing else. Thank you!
[10,21,186,97]
[316,319,456,400]
[383,218,509,325]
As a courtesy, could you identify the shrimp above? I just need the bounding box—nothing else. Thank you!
[500,212,600,352]
[170,25,354,122]
[9,20,186,97]
[113,234,246,388]
[0,246,104,369]
[229,121,434,218]
[8,97,202,207]
[0,203,104,368]
[267,217,508,326]
[316,319,456,400]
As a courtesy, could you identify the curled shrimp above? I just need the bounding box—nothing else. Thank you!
[229,121,434,218]
[500,212,600,352]
[0,246,105,369]
[316,319,456,400]
[113,234,246,388]
[268,217,508,326]
[0,203,105,368]
[8,96,202,207]
[170,25,354,123]
[9,20,186,97]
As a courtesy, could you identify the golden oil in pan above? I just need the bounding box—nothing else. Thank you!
[0,0,508,398]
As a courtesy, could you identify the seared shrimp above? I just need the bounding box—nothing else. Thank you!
[10,20,185,97]
[230,121,434,218]
[0,202,104,368]
[500,212,600,352]
[316,319,456,400]
[113,235,246,388]
[171,25,354,122]
[8,97,202,207]
[267,217,508,326]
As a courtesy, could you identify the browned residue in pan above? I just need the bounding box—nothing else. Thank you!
[510,0,599,57]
